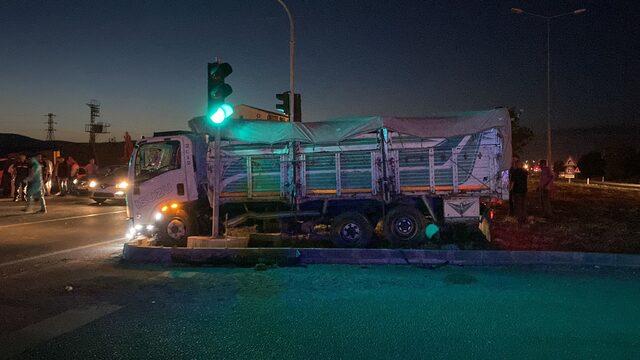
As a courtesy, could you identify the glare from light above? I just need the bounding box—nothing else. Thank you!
[146,224,155,231]
[73,179,79,185]
[154,212,163,221]
[209,104,234,124]
[126,232,135,240]
[114,191,125,196]
[134,224,143,230]
[116,181,129,189]
[89,180,98,188]
[128,227,137,235]
[170,203,178,209]
[161,205,168,212]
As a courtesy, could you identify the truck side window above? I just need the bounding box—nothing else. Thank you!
[134,141,181,183]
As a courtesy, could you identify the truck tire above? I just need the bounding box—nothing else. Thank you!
[158,210,192,247]
[330,211,373,248]
[384,205,426,247]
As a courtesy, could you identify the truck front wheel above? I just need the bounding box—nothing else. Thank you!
[330,211,373,248]
[384,206,426,247]
[158,210,192,247]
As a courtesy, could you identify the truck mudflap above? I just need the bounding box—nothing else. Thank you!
[443,197,480,222]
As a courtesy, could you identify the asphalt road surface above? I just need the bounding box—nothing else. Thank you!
[1,196,638,359]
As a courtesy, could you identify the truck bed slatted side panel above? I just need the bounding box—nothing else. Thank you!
[398,149,429,187]
[434,147,453,186]
[340,151,373,192]
[222,157,248,194]
[394,131,496,192]
[251,156,281,196]
[455,134,481,184]
[305,153,336,191]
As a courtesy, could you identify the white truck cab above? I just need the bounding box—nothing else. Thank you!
[126,132,206,242]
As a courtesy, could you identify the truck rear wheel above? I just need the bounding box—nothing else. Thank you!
[384,206,426,247]
[330,211,373,248]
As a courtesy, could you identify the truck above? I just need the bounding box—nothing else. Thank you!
[125,108,512,247]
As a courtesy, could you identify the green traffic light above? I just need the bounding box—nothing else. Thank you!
[209,103,234,124]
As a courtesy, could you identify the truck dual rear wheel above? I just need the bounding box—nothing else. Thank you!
[384,206,426,247]
[330,211,373,248]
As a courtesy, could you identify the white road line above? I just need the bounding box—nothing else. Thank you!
[0,238,126,268]
[0,303,123,360]
[0,210,126,229]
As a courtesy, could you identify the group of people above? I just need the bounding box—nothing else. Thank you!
[3,154,99,214]
[509,156,555,225]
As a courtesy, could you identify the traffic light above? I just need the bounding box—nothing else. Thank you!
[276,92,290,115]
[207,62,233,124]
[275,91,302,122]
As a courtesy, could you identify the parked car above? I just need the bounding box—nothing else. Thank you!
[88,165,129,204]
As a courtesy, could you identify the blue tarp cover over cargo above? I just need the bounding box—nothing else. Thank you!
[188,108,512,169]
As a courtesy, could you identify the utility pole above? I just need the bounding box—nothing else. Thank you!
[44,113,57,142]
[511,7,586,166]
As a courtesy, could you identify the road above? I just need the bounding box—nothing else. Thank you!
[1,196,638,359]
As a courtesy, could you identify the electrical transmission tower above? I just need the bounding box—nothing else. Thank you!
[85,99,110,160]
[44,113,57,141]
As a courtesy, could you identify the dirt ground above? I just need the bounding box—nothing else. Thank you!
[491,181,640,254]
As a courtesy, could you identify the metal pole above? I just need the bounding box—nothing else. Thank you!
[212,126,222,238]
[546,18,552,166]
[277,0,295,122]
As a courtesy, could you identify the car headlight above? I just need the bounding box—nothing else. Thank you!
[89,180,97,188]
[72,179,78,185]
[116,181,129,189]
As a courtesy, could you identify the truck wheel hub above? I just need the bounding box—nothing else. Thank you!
[394,217,416,237]
[341,223,361,241]
[167,219,186,239]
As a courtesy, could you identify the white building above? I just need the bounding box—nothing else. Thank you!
[233,104,288,122]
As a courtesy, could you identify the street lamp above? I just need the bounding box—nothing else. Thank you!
[276,0,296,122]
[511,7,586,166]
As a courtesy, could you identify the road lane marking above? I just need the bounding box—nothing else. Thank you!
[0,210,126,229]
[0,238,126,268]
[0,303,123,359]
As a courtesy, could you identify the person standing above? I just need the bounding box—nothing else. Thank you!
[509,158,528,225]
[13,154,29,201]
[23,156,46,213]
[84,158,98,176]
[42,155,53,196]
[55,157,69,196]
[538,159,554,217]
[508,155,520,216]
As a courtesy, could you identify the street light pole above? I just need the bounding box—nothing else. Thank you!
[277,0,295,122]
[511,8,586,166]
[546,18,551,166]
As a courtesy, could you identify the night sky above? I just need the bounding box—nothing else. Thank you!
[1,1,638,158]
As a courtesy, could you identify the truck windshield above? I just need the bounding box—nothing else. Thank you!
[134,141,181,183]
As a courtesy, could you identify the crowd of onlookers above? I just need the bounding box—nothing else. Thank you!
[0,154,99,213]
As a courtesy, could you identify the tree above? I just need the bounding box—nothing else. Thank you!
[578,151,606,179]
[508,108,533,156]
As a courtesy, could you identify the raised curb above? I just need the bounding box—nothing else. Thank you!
[122,243,640,268]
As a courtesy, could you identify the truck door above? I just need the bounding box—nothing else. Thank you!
[128,138,190,223]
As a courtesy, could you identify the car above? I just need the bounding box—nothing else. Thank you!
[88,165,129,204]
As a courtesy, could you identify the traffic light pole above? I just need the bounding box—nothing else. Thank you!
[277,0,295,122]
[212,126,222,238]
